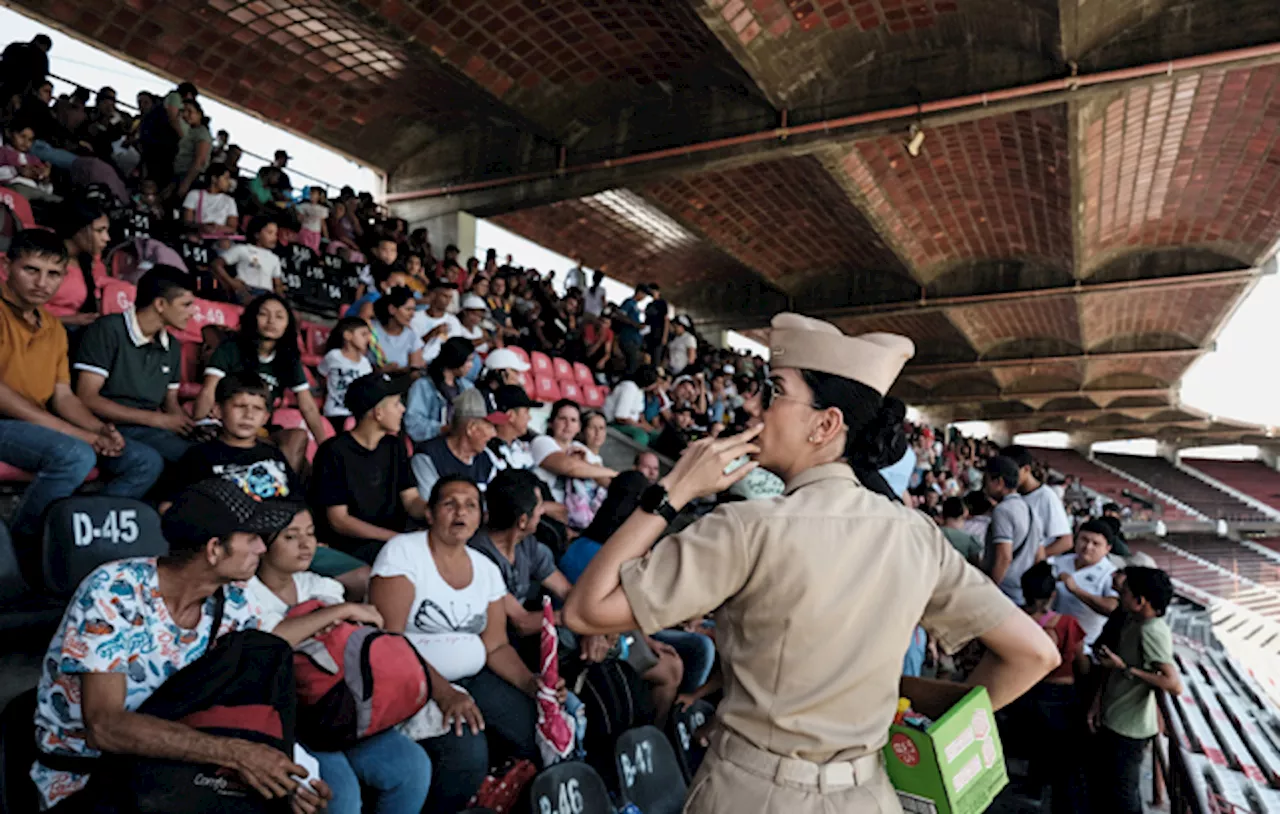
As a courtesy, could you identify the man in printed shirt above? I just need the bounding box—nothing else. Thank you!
[31,480,307,811]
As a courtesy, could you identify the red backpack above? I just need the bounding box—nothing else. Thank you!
[287,599,432,752]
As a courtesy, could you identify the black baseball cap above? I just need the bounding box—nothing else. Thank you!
[493,384,541,412]
[427,280,458,291]
[163,479,300,550]
[344,371,413,419]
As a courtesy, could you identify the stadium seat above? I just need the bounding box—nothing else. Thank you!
[0,689,40,814]
[100,279,136,315]
[552,357,574,383]
[667,700,714,782]
[273,406,334,461]
[614,726,687,814]
[0,462,33,484]
[520,371,536,397]
[178,298,243,344]
[529,761,613,814]
[535,375,562,403]
[300,321,331,357]
[0,520,64,633]
[0,189,35,228]
[560,382,583,404]
[531,351,553,377]
[583,385,606,409]
[41,496,167,597]
[574,362,594,387]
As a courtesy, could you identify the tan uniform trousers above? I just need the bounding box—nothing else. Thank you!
[685,728,903,814]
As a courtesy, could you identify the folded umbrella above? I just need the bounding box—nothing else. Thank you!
[535,596,575,765]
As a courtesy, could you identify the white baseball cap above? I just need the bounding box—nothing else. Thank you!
[483,347,530,373]
[461,294,488,311]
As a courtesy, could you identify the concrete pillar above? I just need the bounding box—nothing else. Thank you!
[1259,446,1280,471]
[1066,432,1095,459]
[986,421,1013,448]
[411,211,476,262]
[1156,440,1181,464]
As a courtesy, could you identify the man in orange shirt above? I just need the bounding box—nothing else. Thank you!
[0,230,161,539]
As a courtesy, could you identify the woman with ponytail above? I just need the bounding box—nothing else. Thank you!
[50,197,112,329]
[564,312,1062,814]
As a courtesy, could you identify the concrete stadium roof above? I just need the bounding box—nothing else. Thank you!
[17,0,1280,440]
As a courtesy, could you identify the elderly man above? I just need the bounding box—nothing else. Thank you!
[410,387,502,495]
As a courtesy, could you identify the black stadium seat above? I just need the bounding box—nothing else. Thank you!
[529,761,613,814]
[667,699,714,782]
[41,497,167,597]
[614,725,688,814]
[0,688,40,814]
[0,521,65,633]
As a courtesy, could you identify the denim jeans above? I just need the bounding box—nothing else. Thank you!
[0,420,164,538]
[30,140,79,171]
[653,629,716,693]
[1092,727,1148,814]
[117,423,193,463]
[313,729,431,814]
[419,668,540,812]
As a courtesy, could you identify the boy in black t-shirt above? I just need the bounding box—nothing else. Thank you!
[309,371,427,564]
[165,373,370,596]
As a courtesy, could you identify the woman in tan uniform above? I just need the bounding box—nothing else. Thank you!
[563,313,1060,813]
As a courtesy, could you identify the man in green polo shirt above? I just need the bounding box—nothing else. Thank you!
[74,266,196,468]
[1088,566,1182,813]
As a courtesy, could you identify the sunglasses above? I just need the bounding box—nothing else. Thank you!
[760,377,821,411]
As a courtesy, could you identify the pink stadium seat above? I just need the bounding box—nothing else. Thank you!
[101,279,136,315]
[530,351,552,377]
[534,375,561,402]
[177,299,243,343]
[299,320,330,356]
[560,382,582,403]
[583,385,606,408]
[520,370,536,396]
[0,189,36,228]
[552,357,574,383]
[272,406,334,462]
[573,362,593,387]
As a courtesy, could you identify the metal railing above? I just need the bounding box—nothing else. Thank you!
[46,71,347,195]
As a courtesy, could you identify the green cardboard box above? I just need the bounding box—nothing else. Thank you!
[882,677,1007,814]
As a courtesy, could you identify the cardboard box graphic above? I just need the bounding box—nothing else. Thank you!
[883,677,1007,814]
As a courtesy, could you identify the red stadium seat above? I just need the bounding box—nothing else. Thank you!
[552,357,574,383]
[177,342,203,400]
[0,190,35,228]
[272,406,333,462]
[182,299,242,341]
[583,385,606,408]
[520,371,536,396]
[560,382,582,403]
[534,375,561,403]
[101,280,136,315]
[573,362,594,387]
[0,462,98,483]
[530,351,552,377]
[299,320,330,356]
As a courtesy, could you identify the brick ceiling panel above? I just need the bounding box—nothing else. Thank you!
[829,311,976,364]
[1083,355,1199,389]
[837,108,1073,282]
[943,298,1081,357]
[641,156,909,283]
[1078,282,1250,351]
[489,190,746,291]
[987,362,1084,391]
[695,0,1060,110]
[1081,65,1280,273]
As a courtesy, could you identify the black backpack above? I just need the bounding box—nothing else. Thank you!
[38,589,297,813]
[574,660,653,790]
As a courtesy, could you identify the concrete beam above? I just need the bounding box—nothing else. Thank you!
[912,387,1173,407]
[903,347,1208,375]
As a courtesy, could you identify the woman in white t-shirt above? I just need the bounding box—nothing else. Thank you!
[246,508,432,814]
[531,400,616,528]
[369,476,564,812]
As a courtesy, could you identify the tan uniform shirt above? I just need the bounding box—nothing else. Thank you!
[620,462,1014,764]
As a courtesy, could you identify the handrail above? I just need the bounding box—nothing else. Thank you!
[46,71,345,193]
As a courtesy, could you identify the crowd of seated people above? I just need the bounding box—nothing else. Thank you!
[1,31,1185,814]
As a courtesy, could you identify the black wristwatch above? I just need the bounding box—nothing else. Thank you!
[640,484,679,523]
